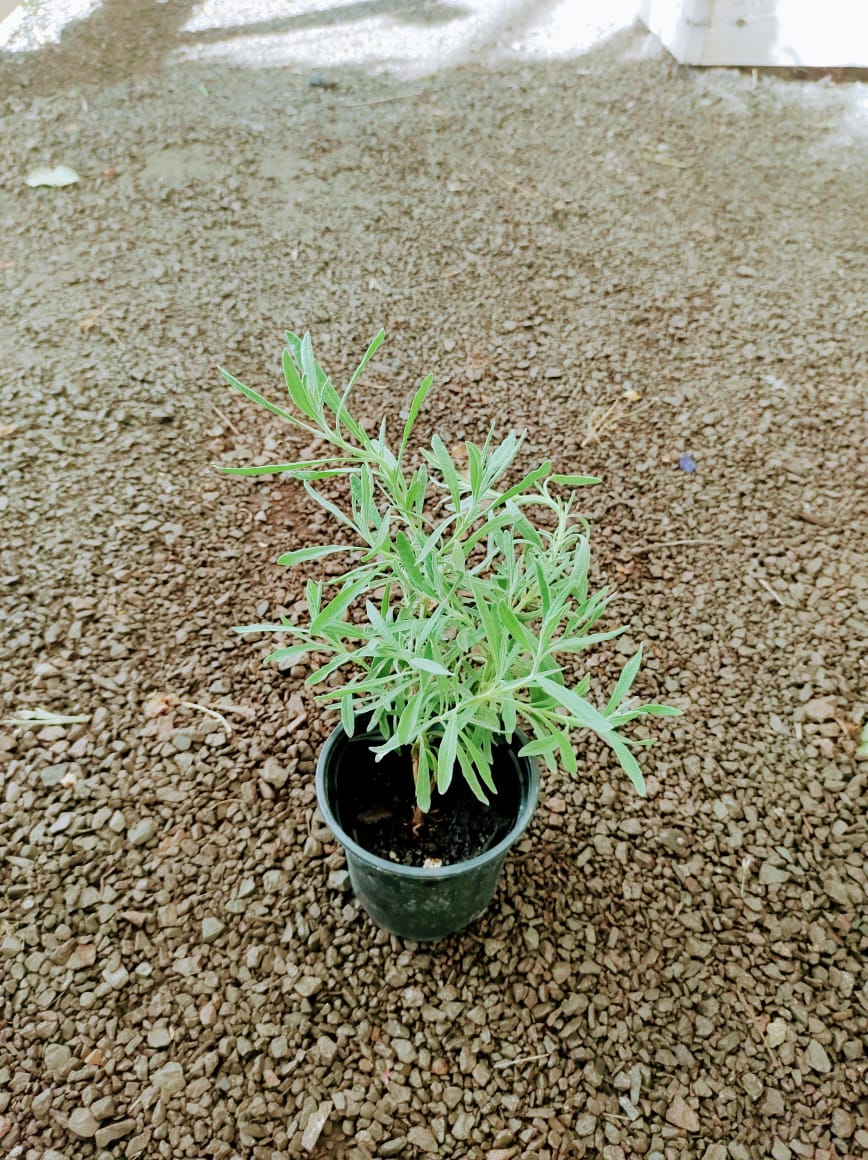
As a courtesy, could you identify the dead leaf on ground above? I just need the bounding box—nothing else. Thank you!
[646,153,692,169]
[144,692,178,718]
[79,305,108,331]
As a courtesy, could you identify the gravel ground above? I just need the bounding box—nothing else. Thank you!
[1,4,867,1159]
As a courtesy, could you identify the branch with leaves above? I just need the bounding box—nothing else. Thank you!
[220,332,679,811]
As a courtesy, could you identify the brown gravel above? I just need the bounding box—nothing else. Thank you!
[1,4,866,1160]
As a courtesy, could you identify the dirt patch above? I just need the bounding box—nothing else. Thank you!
[332,734,521,867]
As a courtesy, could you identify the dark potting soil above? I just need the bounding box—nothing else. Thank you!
[332,736,523,868]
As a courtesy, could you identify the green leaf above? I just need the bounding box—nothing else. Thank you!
[405,464,428,515]
[534,557,551,618]
[437,715,459,793]
[536,676,612,736]
[555,729,578,774]
[394,530,431,593]
[426,435,463,506]
[456,745,488,804]
[219,367,295,424]
[282,347,317,419]
[553,627,624,654]
[399,373,434,460]
[466,441,485,497]
[379,581,392,620]
[410,657,452,677]
[457,728,494,798]
[277,544,358,568]
[299,332,320,396]
[306,578,322,618]
[550,473,601,486]
[605,647,643,715]
[500,605,536,653]
[232,623,286,634]
[309,574,370,634]
[518,736,560,759]
[395,691,425,746]
[264,643,314,665]
[302,481,357,534]
[306,651,354,686]
[340,692,355,738]
[609,734,646,795]
[501,695,516,739]
[219,458,352,477]
[415,740,432,812]
[495,461,551,506]
[334,331,384,443]
[349,329,385,390]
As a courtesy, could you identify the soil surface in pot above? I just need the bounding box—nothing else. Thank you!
[334,736,522,868]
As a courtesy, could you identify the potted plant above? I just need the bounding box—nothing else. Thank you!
[219,331,679,941]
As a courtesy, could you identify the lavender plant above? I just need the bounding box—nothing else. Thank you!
[221,332,678,812]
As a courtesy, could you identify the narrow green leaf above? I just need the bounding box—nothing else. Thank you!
[518,736,560,759]
[340,692,355,738]
[610,734,646,795]
[219,367,296,424]
[536,675,612,735]
[494,461,551,506]
[399,373,434,460]
[277,544,358,568]
[466,441,485,498]
[501,695,516,739]
[220,461,344,477]
[410,657,452,677]
[550,473,601,486]
[306,651,353,686]
[555,729,578,774]
[282,347,318,419]
[500,605,536,653]
[415,741,432,812]
[437,715,459,793]
[456,745,488,804]
[604,647,643,715]
[264,643,313,665]
[427,434,463,506]
[334,331,384,443]
[457,730,495,798]
[395,691,424,746]
[302,481,357,534]
[379,581,392,620]
[309,574,370,634]
[553,627,624,654]
[349,329,385,390]
[534,557,551,618]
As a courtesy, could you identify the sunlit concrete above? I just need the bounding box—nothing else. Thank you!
[1,0,640,70]
[0,0,98,50]
[177,0,640,74]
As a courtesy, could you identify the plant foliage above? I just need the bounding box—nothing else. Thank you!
[220,332,679,810]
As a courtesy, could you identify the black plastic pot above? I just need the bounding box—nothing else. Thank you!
[315,726,540,942]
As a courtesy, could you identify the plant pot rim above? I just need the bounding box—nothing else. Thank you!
[315,724,539,881]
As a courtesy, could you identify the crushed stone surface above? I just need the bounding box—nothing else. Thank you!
[1,4,866,1158]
